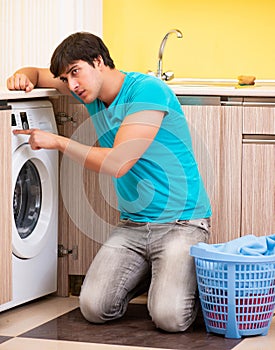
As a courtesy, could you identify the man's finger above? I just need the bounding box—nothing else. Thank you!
[13,129,33,135]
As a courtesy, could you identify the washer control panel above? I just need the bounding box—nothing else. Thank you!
[12,111,30,130]
[9,100,58,151]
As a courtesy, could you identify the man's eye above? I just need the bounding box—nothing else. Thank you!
[72,69,79,75]
[60,77,67,83]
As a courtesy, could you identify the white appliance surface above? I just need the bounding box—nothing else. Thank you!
[0,100,58,312]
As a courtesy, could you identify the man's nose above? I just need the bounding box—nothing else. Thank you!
[68,79,79,91]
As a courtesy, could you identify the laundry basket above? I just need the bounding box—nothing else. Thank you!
[190,245,275,339]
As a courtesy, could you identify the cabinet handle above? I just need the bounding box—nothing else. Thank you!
[243,139,275,144]
[243,102,275,106]
[243,134,275,144]
[220,101,243,106]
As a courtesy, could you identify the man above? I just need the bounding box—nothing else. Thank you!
[8,32,211,332]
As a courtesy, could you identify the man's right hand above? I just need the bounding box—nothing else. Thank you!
[7,73,35,92]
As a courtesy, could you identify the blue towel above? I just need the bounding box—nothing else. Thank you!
[197,234,275,256]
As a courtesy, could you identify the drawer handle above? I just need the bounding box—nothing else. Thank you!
[243,102,275,106]
[243,139,275,144]
[243,134,275,144]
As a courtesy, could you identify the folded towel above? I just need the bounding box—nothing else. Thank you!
[196,234,275,256]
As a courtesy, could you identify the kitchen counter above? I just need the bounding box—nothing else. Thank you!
[2,79,275,100]
[0,88,60,100]
[167,79,275,97]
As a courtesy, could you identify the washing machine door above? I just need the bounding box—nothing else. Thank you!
[12,144,57,259]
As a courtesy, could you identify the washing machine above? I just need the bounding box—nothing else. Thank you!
[0,100,58,312]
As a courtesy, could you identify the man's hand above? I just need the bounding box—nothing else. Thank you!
[13,129,62,150]
[7,73,35,92]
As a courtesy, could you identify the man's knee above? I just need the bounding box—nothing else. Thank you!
[79,286,127,324]
[79,289,106,323]
[149,301,197,332]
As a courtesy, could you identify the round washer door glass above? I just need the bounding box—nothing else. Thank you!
[13,160,42,239]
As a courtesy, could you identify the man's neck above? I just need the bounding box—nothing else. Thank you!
[99,68,126,107]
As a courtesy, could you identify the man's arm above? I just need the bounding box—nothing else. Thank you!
[84,110,164,177]
[7,67,70,95]
[13,110,164,178]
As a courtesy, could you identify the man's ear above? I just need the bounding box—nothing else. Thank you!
[93,55,104,67]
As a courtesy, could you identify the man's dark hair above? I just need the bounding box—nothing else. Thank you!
[50,32,115,77]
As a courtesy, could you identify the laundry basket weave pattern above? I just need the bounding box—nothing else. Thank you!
[191,246,275,339]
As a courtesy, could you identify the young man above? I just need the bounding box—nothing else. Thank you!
[8,32,211,332]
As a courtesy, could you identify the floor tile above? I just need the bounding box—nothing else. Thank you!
[2,295,274,349]
[0,295,79,337]
[0,337,163,350]
[19,304,242,350]
[130,295,147,305]
[0,338,10,345]
[232,316,275,350]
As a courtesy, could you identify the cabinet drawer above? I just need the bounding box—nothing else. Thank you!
[243,107,275,134]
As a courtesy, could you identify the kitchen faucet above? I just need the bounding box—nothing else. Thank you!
[156,29,183,81]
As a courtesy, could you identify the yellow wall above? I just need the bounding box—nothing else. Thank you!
[103,0,275,79]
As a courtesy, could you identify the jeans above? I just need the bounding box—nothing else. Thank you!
[79,218,210,332]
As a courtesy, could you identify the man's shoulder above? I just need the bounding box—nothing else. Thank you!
[124,72,172,95]
[126,71,163,84]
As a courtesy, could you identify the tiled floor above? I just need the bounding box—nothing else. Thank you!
[0,295,274,349]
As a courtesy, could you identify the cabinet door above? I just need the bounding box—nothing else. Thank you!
[0,108,12,304]
[51,97,120,296]
[241,143,275,236]
[241,106,275,236]
[182,105,243,244]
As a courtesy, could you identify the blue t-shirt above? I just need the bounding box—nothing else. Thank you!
[77,72,211,222]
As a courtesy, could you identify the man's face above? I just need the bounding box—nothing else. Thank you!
[59,59,103,103]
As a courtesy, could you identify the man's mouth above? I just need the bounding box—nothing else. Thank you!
[77,90,85,97]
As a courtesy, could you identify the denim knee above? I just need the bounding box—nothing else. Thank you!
[149,300,198,332]
[79,288,106,324]
[79,286,127,324]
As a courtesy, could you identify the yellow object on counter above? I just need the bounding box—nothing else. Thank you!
[237,75,256,86]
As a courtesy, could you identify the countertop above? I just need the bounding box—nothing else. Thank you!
[167,79,275,97]
[0,88,60,100]
[1,79,275,100]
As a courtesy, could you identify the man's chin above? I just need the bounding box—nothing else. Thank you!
[80,95,94,104]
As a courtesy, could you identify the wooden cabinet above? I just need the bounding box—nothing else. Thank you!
[182,105,243,244]
[241,106,275,236]
[241,143,275,236]
[0,107,12,304]
[183,103,275,243]
[51,96,119,296]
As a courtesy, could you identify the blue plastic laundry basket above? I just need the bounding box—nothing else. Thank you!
[190,245,275,339]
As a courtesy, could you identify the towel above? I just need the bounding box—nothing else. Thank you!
[196,234,275,256]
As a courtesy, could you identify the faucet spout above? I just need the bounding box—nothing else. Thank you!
[157,29,183,80]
